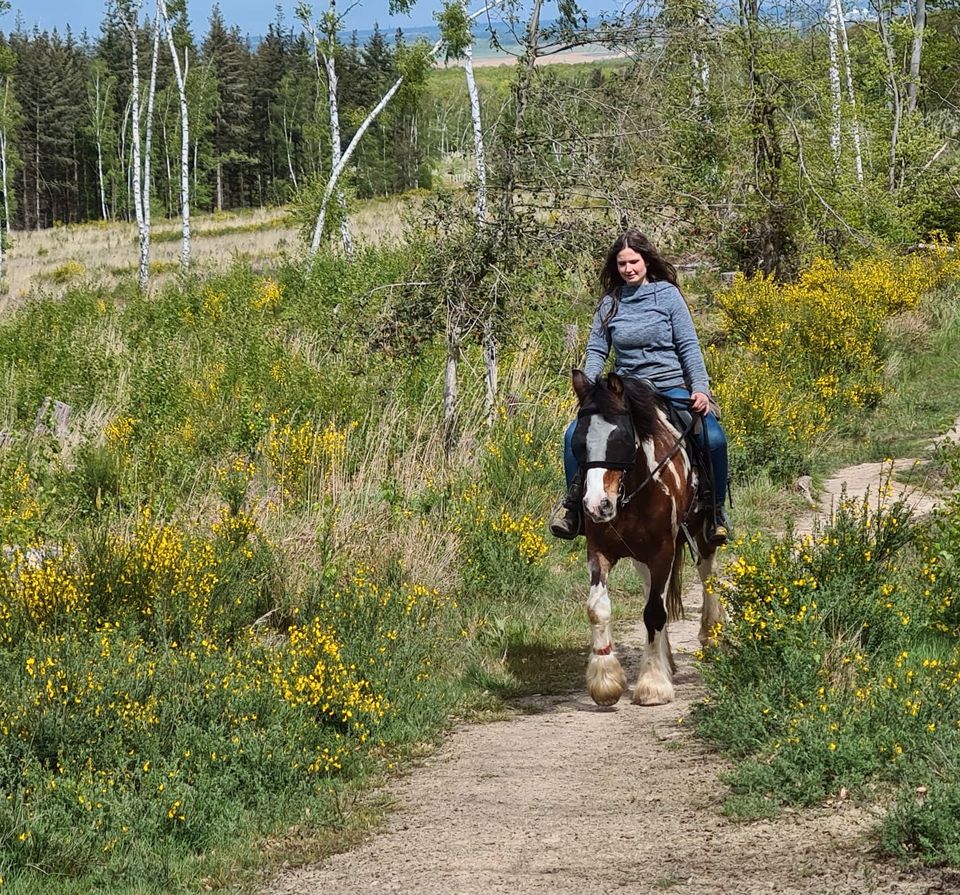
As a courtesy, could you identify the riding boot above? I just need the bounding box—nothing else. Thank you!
[705,499,731,547]
[549,469,584,540]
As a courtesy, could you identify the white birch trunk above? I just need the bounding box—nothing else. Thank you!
[0,80,9,284]
[876,3,902,191]
[443,315,461,454]
[159,0,191,273]
[827,1,842,163]
[463,44,487,225]
[462,39,496,421]
[300,8,355,259]
[323,51,354,257]
[907,0,925,114]
[126,7,146,270]
[119,95,131,220]
[283,106,299,190]
[690,8,710,110]
[0,129,5,285]
[307,1,502,256]
[835,0,863,183]
[0,127,7,240]
[91,71,110,219]
[139,15,161,292]
[309,75,406,254]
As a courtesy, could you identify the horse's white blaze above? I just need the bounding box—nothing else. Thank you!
[583,467,610,515]
[585,414,618,459]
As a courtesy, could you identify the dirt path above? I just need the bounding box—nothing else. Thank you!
[263,427,960,895]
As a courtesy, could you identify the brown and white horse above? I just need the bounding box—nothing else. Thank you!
[571,370,722,707]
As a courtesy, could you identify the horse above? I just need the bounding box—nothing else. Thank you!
[570,369,722,707]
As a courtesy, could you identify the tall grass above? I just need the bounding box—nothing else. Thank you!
[0,248,594,891]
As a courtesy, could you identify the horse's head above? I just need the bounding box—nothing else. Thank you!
[571,370,639,523]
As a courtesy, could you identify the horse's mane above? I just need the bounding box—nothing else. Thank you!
[621,378,665,442]
[590,375,663,443]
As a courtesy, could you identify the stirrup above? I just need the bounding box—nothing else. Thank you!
[705,508,730,546]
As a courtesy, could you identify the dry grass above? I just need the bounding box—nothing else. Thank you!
[0,196,414,312]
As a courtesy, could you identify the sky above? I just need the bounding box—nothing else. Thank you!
[6,0,615,39]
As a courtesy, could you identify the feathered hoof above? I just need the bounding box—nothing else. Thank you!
[632,663,675,706]
[586,652,626,707]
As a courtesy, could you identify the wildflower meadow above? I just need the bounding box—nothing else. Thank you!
[1,236,960,889]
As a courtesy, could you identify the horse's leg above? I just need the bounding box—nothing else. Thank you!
[585,551,626,707]
[697,545,723,647]
[632,544,676,706]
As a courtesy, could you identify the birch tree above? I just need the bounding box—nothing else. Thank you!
[87,60,116,220]
[826,0,842,163]
[874,0,903,191]
[115,0,162,292]
[296,1,354,256]
[436,0,496,423]
[158,0,191,272]
[906,0,926,114]
[834,0,863,183]
[305,1,500,257]
[0,39,18,287]
[0,74,15,243]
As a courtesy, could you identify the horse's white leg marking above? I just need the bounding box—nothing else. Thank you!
[632,554,676,706]
[587,582,613,654]
[586,566,626,707]
[633,626,675,706]
[697,551,723,646]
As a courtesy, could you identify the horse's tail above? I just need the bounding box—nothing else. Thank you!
[667,541,685,622]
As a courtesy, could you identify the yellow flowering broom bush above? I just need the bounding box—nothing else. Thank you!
[0,494,460,887]
[697,490,960,858]
[458,401,558,600]
[711,246,960,480]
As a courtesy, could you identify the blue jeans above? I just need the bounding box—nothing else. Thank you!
[563,386,728,505]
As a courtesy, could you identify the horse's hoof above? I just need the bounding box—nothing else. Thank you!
[632,670,675,706]
[632,688,674,706]
[587,653,626,706]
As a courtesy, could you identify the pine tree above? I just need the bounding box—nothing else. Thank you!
[201,5,253,210]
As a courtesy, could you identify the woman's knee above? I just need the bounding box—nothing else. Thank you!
[705,415,727,452]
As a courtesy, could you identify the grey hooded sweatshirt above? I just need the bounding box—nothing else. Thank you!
[582,280,710,395]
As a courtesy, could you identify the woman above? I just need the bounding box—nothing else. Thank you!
[550,229,731,543]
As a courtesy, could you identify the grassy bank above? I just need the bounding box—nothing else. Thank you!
[695,245,960,867]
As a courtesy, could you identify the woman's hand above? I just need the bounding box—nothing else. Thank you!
[690,391,711,414]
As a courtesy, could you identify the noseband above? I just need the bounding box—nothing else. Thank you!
[574,404,698,507]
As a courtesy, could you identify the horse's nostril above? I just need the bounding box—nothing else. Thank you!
[600,498,612,513]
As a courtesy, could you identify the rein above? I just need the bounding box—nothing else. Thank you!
[618,409,698,506]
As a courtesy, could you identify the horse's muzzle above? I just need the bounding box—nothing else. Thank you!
[584,496,617,524]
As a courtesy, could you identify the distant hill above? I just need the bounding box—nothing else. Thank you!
[340,17,607,63]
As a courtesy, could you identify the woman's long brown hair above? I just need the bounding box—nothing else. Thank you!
[598,230,679,330]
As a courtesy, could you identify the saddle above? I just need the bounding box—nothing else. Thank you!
[635,378,716,512]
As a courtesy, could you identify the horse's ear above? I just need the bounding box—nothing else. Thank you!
[572,369,591,402]
[608,372,624,397]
